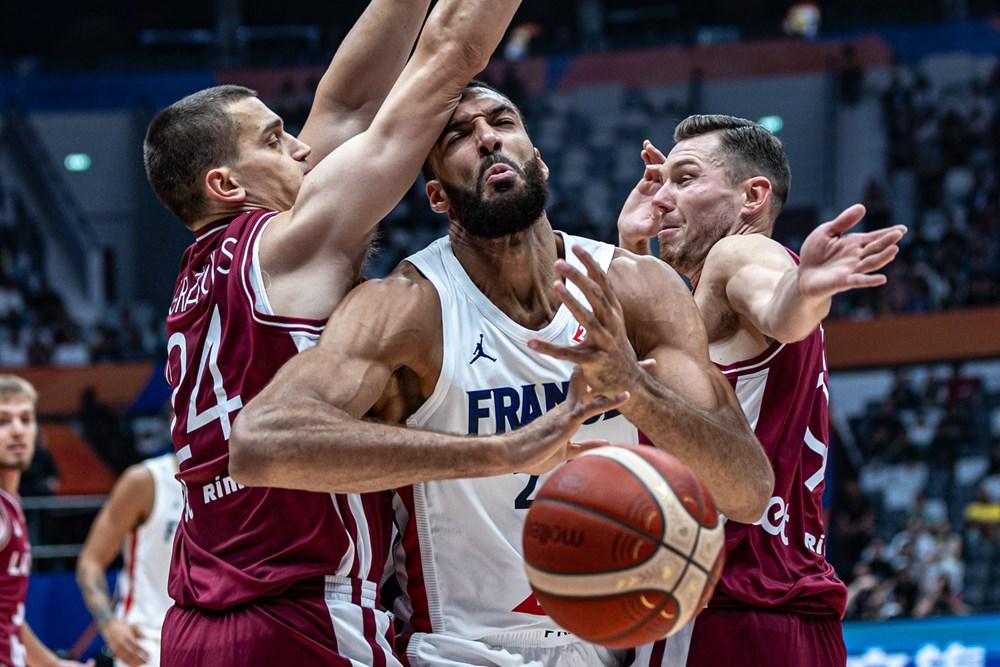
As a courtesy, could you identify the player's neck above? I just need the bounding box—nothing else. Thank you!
[450,215,564,330]
[0,470,20,496]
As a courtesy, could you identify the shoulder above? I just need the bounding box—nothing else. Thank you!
[704,234,795,280]
[609,248,693,312]
[318,262,441,362]
[110,464,156,524]
[336,262,440,321]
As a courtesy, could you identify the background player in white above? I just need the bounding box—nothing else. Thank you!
[231,82,774,666]
[0,375,92,667]
[77,453,181,667]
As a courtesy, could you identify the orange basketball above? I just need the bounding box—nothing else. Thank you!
[522,445,725,649]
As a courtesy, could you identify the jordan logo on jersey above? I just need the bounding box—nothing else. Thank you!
[469,333,497,365]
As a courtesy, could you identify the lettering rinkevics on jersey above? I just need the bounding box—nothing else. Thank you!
[169,236,238,317]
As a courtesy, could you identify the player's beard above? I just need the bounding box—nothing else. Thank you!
[441,156,549,239]
[658,206,734,279]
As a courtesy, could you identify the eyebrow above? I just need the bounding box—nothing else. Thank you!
[669,158,702,169]
[260,118,283,138]
[441,103,517,139]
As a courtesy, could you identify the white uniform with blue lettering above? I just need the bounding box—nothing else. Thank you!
[114,453,182,667]
[394,232,655,667]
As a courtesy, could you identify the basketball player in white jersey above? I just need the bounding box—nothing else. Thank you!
[77,453,182,667]
[231,81,774,666]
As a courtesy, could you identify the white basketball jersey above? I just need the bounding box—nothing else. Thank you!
[117,454,182,638]
[394,232,640,648]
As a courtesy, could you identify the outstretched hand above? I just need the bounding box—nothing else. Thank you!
[528,246,643,397]
[617,140,667,254]
[504,370,628,475]
[798,204,907,299]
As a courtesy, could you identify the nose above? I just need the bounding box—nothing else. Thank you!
[290,136,312,162]
[474,121,502,157]
[651,184,675,213]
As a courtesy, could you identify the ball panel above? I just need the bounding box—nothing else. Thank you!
[691,522,726,572]
[524,545,691,598]
[523,499,659,575]
[534,589,681,649]
[536,455,664,540]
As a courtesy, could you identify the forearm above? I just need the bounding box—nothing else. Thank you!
[757,267,831,343]
[230,397,512,493]
[76,559,115,629]
[314,0,430,117]
[621,373,773,523]
[23,623,59,667]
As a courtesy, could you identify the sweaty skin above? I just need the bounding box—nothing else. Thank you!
[232,92,774,523]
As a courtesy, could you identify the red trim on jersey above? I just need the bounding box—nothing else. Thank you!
[397,486,431,634]
[122,528,139,616]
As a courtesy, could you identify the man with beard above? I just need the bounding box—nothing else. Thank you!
[0,375,92,667]
[230,82,774,666]
[616,116,906,666]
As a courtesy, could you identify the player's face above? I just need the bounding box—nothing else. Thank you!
[228,97,312,211]
[0,397,37,472]
[650,133,743,277]
[426,90,549,238]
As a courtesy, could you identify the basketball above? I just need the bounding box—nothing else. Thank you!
[522,445,725,648]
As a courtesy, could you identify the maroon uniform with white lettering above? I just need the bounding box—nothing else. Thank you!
[0,490,30,667]
[161,210,396,666]
[687,266,848,666]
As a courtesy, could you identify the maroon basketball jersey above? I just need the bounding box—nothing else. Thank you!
[0,489,30,666]
[165,210,392,610]
[710,317,848,617]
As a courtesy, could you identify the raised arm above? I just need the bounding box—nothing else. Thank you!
[76,466,154,667]
[528,247,773,523]
[261,0,522,319]
[298,0,432,161]
[706,206,906,344]
[230,268,624,493]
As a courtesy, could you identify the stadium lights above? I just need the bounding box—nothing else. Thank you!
[758,115,784,134]
[64,153,92,172]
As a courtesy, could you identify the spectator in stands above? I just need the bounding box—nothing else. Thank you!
[17,434,60,496]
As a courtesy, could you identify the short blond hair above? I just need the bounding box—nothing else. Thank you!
[0,375,38,405]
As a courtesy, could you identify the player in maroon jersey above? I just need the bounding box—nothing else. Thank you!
[0,375,92,667]
[143,1,523,664]
[617,116,907,665]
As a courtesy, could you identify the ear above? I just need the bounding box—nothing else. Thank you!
[534,147,550,182]
[425,179,450,214]
[204,167,246,207]
[741,177,772,219]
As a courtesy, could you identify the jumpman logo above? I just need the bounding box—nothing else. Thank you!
[469,334,497,364]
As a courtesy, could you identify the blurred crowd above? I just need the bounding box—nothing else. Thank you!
[0,171,160,367]
[831,57,1000,318]
[831,366,1000,619]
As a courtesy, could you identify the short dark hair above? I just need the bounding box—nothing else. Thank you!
[421,79,527,183]
[674,114,791,218]
[144,85,257,225]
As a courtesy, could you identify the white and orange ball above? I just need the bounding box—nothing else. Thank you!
[522,445,725,648]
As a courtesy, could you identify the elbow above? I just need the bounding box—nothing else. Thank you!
[229,409,274,488]
[420,34,489,77]
[724,457,775,524]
